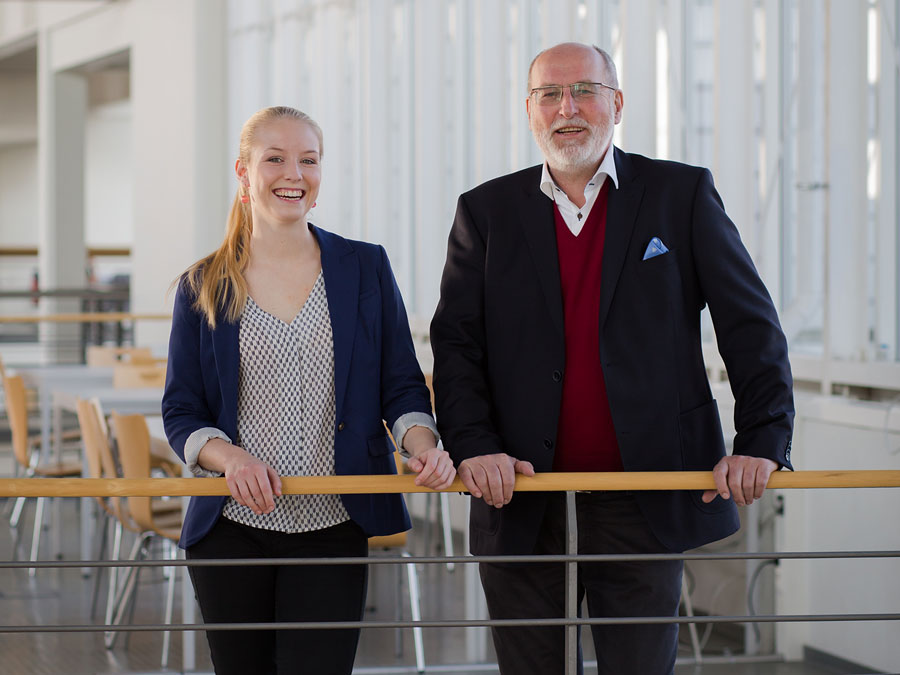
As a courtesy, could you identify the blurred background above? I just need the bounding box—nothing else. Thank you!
[0,1,898,673]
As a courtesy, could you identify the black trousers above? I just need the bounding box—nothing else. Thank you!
[187,517,368,675]
[479,492,683,675]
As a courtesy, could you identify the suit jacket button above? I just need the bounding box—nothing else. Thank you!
[552,370,562,382]
[337,422,345,431]
[543,438,553,449]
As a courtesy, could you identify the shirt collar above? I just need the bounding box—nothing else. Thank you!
[539,145,619,201]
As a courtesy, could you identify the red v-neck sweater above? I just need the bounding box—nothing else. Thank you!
[552,183,623,472]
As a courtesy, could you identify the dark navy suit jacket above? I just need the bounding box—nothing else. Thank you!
[163,225,432,548]
[431,149,794,555]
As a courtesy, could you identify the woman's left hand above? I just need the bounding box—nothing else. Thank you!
[407,446,456,490]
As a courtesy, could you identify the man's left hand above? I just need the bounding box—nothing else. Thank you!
[702,456,778,506]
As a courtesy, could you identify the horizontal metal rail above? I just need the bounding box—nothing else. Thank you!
[2,469,899,497]
[2,613,900,635]
[2,549,899,570]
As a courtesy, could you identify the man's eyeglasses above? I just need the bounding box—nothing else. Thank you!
[530,82,617,106]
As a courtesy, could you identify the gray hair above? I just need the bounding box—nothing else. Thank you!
[526,43,619,92]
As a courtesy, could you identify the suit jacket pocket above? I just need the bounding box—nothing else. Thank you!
[679,399,731,514]
[367,433,394,457]
[638,249,677,273]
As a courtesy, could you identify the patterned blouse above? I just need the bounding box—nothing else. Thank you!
[222,272,351,533]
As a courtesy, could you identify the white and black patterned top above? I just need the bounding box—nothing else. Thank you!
[222,272,351,533]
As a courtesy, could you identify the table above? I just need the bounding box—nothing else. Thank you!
[14,365,114,458]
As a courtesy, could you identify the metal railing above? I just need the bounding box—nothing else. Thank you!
[2,470,899,674]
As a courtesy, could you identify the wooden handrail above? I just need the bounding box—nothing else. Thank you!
[0,313,171,324]
[1,470,899,498]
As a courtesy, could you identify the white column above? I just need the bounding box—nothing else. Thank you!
[663,0,685,162]
[130,0,228,347]
[713,1,755,255]
[757,0,783,297]
[413,0,445,316]
[359,0,392,248]
[826,1,869,361]
[471,0,509,185]
[783,0,827,354]
[37,31,88,361]
[876,0,898,360]
[226,0,272,149]
[618,0,657,156]
[537,0,581,45]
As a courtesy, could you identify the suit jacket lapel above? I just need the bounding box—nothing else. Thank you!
[600,148,644,329]
[313,225,358,424]
[518,172,565,339]
[211,314,240,438]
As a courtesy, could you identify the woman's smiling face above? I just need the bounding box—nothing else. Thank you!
[237,117,322,228]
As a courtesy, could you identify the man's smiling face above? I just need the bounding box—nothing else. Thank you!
[526,43,623,174]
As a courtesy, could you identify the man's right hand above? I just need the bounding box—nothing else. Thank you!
[457,453,535,508]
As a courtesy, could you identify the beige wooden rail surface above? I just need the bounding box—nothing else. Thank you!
[1,470,899,498]
[0,313,171,324]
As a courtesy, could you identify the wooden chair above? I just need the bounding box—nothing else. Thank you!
[3,374,81,574]
[108,412,182,669]
[112,363,167,388]
[86,346,154,367]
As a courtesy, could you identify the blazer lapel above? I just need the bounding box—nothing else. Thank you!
[518,175,565,339]
[211,315,240,438]
[313,225,358,424]
[600,148,644,329]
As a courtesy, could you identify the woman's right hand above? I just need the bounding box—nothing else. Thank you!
[199,439,283,515]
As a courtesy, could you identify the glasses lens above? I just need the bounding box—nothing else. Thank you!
[571,82,600,98]
[534,86,563,105]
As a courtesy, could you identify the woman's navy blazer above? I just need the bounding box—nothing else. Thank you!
[162,225,432,549]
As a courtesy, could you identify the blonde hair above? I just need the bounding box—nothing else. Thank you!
[181,106,324,329]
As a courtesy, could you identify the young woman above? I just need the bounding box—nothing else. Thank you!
[162,106,454,674]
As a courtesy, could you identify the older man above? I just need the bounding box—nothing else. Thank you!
[431,42,794,674]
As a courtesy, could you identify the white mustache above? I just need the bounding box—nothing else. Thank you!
[550,120,590,132]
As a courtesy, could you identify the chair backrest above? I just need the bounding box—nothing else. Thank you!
[110,412,155,532]
[75,398,105,481]
[2,374,33,470]
[113,363,166,389]
[77,398,137,521]
[86,346,153,367]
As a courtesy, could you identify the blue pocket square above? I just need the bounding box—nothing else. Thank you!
[642,237,669,260]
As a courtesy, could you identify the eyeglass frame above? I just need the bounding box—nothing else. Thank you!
[529,81,618,105]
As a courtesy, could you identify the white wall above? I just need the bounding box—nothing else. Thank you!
[0,73,37,145]
[84,99,132,248]
[0,143,37,246]
[776,395,900,672]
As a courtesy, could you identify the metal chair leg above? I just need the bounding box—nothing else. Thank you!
[28,497,45,577]
[681,570,702,663]
[9,496,26,528]
[403,551,425,673]
[161,541,177,669]
[104,522,123,635]
[106,533,147,649]
[439,491,455,572]
[90,514,110,619]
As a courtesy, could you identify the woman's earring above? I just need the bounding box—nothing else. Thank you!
[312,201,317,208]
[240,188,249,204]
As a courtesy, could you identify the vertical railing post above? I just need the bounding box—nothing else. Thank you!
[565,490,578,675]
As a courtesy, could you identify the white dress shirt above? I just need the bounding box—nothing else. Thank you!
[538,147,619,236]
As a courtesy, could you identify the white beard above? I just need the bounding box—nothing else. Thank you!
[532,117,613,173]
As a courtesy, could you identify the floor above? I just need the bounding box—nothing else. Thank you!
[0,442,880,674]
